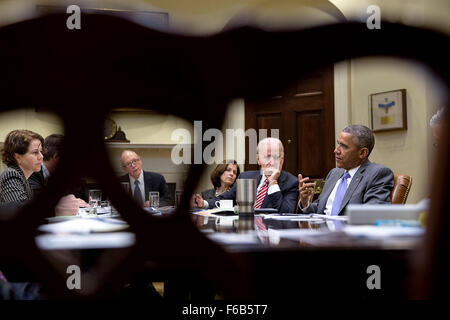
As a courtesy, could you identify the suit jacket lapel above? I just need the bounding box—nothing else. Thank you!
[277,171,286,191]
[338,161,370,214]
[256,172,263,185]
[127,175,132,195]
[143,171,150,201]
[40,170,47,186]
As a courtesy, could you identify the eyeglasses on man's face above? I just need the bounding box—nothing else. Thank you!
[259,154,282,162]
[123,158,141,168]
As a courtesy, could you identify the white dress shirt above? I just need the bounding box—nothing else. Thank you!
[300,165,361,215]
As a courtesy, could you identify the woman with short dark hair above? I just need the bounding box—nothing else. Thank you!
[201,160,240,203]
[0,129,44,203]
[0,130,46,300]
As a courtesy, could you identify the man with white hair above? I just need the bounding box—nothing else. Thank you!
[120,150,170,207]
[193,137,299,213]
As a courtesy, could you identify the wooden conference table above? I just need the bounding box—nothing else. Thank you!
[24,207,423,299]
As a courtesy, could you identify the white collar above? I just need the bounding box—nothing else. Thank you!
[129,170,144,185]
[347,165,361,178]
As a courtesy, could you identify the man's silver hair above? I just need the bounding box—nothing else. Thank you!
[256,137,284,155]
[120,149,139,165]
[342,125,375,156]
[430,108,445,127]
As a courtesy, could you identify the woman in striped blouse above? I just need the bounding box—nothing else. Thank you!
[0,129,44,204]
[0,130,46,299]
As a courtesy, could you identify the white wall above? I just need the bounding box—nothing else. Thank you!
[330,0,448,203]
[108,147,189,189]
[1,0,448,201]
[0,109,64,172]
[0,109,193,188]
[349,58,444,203]
[0,108,64,138]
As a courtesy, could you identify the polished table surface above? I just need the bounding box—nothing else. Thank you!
[33,207,423,252]
[190,211,422,251]
[4,208,423,299]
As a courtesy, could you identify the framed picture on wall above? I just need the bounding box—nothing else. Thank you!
[369,89,407,132]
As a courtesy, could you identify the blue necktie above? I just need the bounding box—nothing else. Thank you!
[133,180,143,206]
[330,172,350,216]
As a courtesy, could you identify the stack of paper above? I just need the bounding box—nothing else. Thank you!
[38,217,129,234]
[35,232,135,250]
[207,232,258,245]
[260,214,347,222]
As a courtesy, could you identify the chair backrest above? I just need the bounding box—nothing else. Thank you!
[166,182,176,206]
[391,173,412,204]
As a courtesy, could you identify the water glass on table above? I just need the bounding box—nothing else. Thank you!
[88,189,102,213]
[120,182,131,194]
[149,191,159,209]
[100,200,111,214]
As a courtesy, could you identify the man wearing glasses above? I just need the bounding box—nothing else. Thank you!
[192,137,299,213]
[120,150,170,207]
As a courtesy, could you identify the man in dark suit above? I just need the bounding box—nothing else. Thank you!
[28,134,87,214]
[193,138,299,213]
[120,150,170,207]
[298,125,394,216]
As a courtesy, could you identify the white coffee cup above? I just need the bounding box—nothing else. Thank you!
[215,199,234,209]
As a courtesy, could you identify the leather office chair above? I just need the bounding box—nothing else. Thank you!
[391,173,412,204]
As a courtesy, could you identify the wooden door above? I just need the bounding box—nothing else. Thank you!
[245,65,335,179]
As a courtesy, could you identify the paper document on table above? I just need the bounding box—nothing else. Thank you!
[47,212,121,223]
[260,214,323,222]
[310,214,348,221]
[207,233,258,245]
[192,208,236,218]
[261,214,347,222]
[35,232,135,250]
[38,218,129,234]
[269,228,329,240]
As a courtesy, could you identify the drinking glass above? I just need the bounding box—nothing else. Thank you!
[149,191,159,209]
[100,200,111,214]
[120,182,131,194]
[88,189,102,212]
